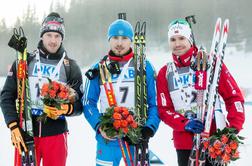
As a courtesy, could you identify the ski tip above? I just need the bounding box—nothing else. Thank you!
[215,18,222,34]
[134,21,141,35]
[217,17,222,23]
[224,19,229,24]
[223,19,229,33]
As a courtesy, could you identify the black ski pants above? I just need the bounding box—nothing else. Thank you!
[176,150,213,166]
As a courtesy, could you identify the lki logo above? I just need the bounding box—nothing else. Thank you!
[111,67,135,81]
[33,63,60,79]
[173,73,196,89]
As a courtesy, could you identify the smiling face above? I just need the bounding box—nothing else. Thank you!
[41,31,62,54]
[109,36,131,56]
[169,35,191,56]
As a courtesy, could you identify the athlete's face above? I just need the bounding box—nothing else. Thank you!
[109,36,131,56]
[41,32,62,54]
[169,35,191,56]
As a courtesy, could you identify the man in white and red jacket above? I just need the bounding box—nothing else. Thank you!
[156,18,245,166]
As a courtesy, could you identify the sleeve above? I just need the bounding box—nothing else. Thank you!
[0,61,19,126]
[144,61,160,134]
[66,59,83,116]
[218,63,245,132]
[156,65,188,131]
[82,64,101,132]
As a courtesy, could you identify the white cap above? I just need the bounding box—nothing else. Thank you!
[168,18,193,45]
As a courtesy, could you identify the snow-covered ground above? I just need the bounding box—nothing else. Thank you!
[0,49,251,166]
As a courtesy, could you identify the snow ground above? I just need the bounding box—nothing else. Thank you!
[1,105,251,166]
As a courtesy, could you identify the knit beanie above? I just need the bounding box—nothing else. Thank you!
[107,19,133,41]
[168,18,193,45]
[40,12,65,39]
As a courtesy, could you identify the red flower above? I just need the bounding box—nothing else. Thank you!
[130,121,138,129]
[208,146,215,153]
[203,140,209,149]
[209,152,217,159]
[232,150,239,159]
[213,140,222,149]
[215,149,222,155]
[58,91,68,100]
[39,78,71,122]
[229,140,238,150]
[49,89,56,98]
[122,127,129,134]
[122,109,129,117]
[222,153,230,163]
[224,145,232,154]
[113,120,121,129]
[41,84,49,96]
[120,120,128,128]
[121,107,128,112]
[221,135,229,144]
[126,115,134,123]
[99,106,141,144]
[206,127,244,165]
[60,84,67,91]
[114,106,121,113]
[40,79,71,102]
[51,81,60,91]
[113,112,122,120]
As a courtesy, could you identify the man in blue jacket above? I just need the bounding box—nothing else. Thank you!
[83,19,160,165]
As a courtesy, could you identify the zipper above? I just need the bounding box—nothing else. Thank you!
[39,121,42,137]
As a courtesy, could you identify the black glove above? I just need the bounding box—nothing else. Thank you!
[123,127,154,145]
[135,127,154,156]
[8,27,27,53]
[141,127,154,142]
[184,118,204,134]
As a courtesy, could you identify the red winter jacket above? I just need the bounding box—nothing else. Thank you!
[156,49,245,150]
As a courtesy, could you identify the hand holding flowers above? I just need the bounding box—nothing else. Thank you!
[38,78,75,122]
[99,106,141,144]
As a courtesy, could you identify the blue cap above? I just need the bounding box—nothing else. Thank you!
[107,19,133,41]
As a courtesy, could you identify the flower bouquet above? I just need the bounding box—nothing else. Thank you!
[202,127,245,165]
[99,106,141,144]
[37,78,71,122]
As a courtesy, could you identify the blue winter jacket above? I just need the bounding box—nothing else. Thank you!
[82,53,160,145]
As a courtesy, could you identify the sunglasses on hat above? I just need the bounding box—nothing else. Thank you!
[169,19,189,27]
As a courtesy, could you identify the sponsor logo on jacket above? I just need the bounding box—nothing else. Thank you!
[111,67,134,82]
[32,63,60,79]
[173,73,196,89]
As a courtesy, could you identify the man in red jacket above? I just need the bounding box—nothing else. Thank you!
[156,18,245,166]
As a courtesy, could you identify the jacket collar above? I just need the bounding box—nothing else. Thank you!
[108,48,134,62]
[172,46,198,67]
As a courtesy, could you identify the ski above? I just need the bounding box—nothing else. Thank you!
[188,47,207,166]
[188,18,229,166]
[99,62,117,107]
[134,21,149,166]
[202,18,229,138]
[8,27,36,166]
[201,17,222,127]
[188,18,222,166]
[191,18,229,166]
